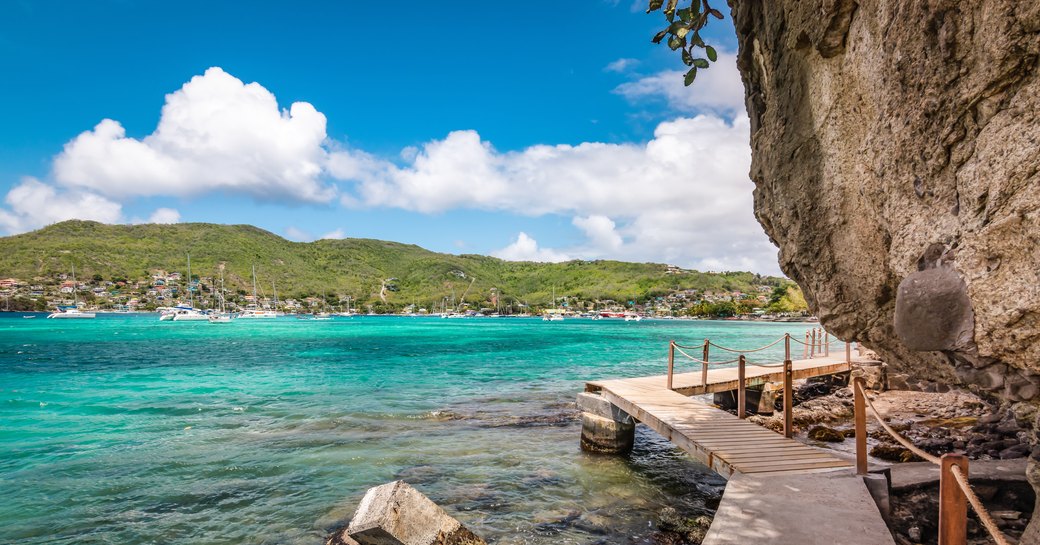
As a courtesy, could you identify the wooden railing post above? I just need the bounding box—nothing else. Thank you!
[846,341,852,367]
[810,329,817,358]
[823,331,829,357]
[939,454,969,545]
[667,341,675,390]
[701,339,709,387]
[784,333,791,361]
[853,377,867,475]
[783,358,793,438]
[737,355,746,419]
[803,331,809,359]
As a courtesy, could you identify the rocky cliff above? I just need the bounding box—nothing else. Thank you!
[729,1,1040,405]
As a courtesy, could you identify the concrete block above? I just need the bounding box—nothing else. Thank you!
[580,412,634,454]
[576,392,633,424]
[346,481,486,545]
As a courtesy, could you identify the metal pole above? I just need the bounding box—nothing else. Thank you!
[737,355,746,419]
[854,377,867,475]
[667,341,675,390]
[783,359,793,438]
[939,454,969,545]
[701,339,709,387]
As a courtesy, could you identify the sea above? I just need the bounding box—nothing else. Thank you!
[0,314,813,545]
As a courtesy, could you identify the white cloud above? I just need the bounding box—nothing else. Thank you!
[320,228,345,240]
[613,52,745,117]
[605,58,639,73]
[492,232,571,263]
[284,226,313,242]
[53,67,335,203]
[0,178,123,234]
[331,113,780,274]
[148,207,181,224]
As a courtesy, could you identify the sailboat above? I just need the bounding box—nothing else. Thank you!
[237,265,277,319]
[47,265,96,319]
[543,286,563,322]
[314,290,332,320]
[209,267,233,323]
[162,255,208,321]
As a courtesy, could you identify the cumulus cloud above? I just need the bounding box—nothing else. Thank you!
[492,232,571,263]
[331,113,779,273]
[148,207,181,224]
[320,228,345,240]
[0,178,123,234]
[613,51,745,117]
[53,67,334,203]
[604,58,639,72]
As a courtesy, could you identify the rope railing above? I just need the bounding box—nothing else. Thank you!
[666,329,855,438]
[853,378,1011,545]
[706,336,786,354]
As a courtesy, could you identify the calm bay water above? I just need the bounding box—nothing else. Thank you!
[0,314,812,544]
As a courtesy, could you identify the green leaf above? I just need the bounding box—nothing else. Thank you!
[664,0,677,16]
[668,34,683,51]
[684,67,698,86]
[705,45,718,62]
[693,58,710,69]
[691,31,705,47]
[652,29,668,44]
[681,48,693,66]
[677,7,691,22]
[675,26,689,39]
[709,8,724,19]
[646,0,664,13]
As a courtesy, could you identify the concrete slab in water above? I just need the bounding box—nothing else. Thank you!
[703,469,895,545]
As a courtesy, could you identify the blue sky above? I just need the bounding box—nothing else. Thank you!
[0,1,780,274]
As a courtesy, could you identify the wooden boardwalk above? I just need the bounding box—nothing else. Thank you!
[585,353,863,477]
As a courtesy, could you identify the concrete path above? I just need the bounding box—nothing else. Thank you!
[888,458,1028,491]
[703,469,895,545]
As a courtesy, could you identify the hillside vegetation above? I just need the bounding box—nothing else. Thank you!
[0,221,791,309]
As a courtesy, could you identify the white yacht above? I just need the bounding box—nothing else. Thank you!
[209,268,234,323]
[161,255,208,321]
[238,264,278,319]
[47,265,95,319]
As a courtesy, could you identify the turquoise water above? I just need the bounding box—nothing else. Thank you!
[1,315,812,544]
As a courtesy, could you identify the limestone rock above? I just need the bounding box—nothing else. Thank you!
[807,425,846,442]
[731,1,1040,404]
[345,481,485,545]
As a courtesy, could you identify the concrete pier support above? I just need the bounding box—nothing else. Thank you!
[713,384,778,415]
[578,392,635,454]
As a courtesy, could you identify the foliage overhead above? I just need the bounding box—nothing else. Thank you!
[647,0,725,86]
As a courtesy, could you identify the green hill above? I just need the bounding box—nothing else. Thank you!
[0,220,789,310]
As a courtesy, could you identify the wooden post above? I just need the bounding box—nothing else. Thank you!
[939,454,969,545]
[784,333,791,361]
[803,331,809,359]
[701,339,709,387]
[824,331,829,357]
[737,355,746,419]
[810,329,817,358]
[783,359,793,438]
[854,377,868,475]
[846,341,852,367]
[667,341,675,390]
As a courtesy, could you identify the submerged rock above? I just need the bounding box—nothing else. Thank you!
[808,425,846,442]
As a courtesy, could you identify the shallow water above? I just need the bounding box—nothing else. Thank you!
[0,314,813,544]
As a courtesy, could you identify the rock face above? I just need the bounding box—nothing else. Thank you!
[729,1,1040,404]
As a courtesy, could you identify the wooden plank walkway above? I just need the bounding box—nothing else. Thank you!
[585,354,865,477]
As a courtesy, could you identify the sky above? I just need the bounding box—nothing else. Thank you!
[0,1,781,274]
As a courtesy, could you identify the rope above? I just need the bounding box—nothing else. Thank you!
[950,465,1012,545]
[707,336,786,354]
[857,381,940,464]
[788,336,810,346]
[673,345,708,364]
[855,381,1010,545]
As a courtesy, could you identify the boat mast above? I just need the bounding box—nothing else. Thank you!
[72,264,79,308]
[187,254,193,308]
[252,264,258,309]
